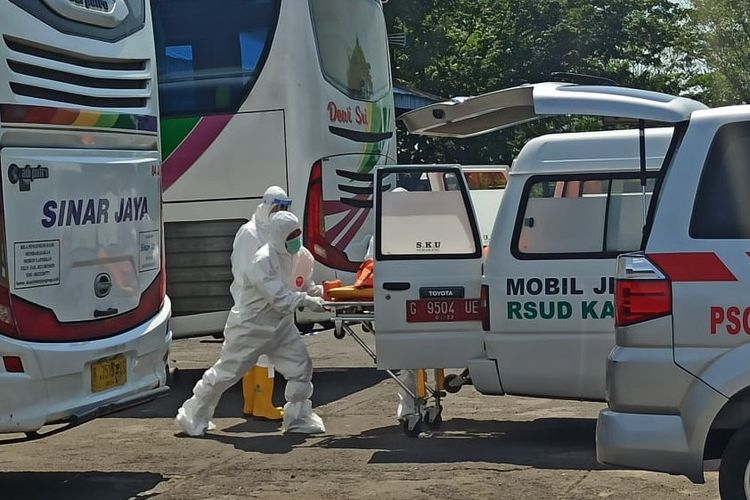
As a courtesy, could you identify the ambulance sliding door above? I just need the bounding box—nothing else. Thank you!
[374,166,484,369]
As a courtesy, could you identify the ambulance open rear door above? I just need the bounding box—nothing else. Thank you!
[373,165,485,369]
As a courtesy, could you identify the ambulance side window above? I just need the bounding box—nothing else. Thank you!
[607,178,655,252]
[690,121,750,239]
[514,175,656,258]
[378,170,481,260]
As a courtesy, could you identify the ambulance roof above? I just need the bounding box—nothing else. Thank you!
[510,127,673,176]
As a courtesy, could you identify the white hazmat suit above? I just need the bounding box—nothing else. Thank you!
[233,187,291,420]
[176,211,326,436]
[232,186,289,372]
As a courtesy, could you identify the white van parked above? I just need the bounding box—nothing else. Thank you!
[371,83,703,407]
[596,102,750,498]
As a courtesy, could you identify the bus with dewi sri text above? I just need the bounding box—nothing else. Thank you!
[0,0,171,439]
[151,0,397,338]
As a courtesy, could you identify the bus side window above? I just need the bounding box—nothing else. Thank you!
[152,0,281,118]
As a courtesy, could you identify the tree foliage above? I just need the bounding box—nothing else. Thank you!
[384,0,702,164]
[691,0,750,105]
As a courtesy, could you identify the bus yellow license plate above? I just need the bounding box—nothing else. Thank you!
[91,355,127,393]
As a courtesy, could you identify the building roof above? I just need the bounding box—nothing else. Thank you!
[393,83,443,113]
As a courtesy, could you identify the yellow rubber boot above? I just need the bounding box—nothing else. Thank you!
[241,367,256,416]
[251,365,284,421]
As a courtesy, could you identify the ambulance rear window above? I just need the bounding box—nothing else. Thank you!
[514,174,656,258]
[377,170,482,260]
[690,121,750,239]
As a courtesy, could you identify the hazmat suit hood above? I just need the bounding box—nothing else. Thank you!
[268,211,301,254]
[252,186,290,241]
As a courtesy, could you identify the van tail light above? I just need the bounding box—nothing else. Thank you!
[480,284,490,331]
[615,253,672,327]
[303,160,359,272]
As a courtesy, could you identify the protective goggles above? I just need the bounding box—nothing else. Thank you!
[271,197,292,209]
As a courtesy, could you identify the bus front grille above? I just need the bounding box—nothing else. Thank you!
[3,36,151,110]
[165,219,246,317]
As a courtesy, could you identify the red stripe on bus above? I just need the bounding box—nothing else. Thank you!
[648,252,737,282]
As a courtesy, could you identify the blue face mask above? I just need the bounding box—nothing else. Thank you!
[286,236,302,254]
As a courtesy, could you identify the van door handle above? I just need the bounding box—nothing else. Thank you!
[94,308,119,318]
[383,282,410,291]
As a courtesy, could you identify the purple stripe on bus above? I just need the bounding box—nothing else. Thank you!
[162,114,233,190]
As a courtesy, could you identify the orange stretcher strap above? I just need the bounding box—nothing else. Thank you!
[326,285,374,301]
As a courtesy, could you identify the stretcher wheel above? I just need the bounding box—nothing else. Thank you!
[333,322,346,340]
[444,373,463,394]
[400,414,423,438]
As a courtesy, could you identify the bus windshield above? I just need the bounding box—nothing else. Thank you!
[310,0,391,101]
[152,0,281,118]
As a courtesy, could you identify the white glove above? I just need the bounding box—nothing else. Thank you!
[302,295,326,312]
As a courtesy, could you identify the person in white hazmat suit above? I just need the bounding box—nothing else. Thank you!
[233,186,291,421]
[175,211,327,436]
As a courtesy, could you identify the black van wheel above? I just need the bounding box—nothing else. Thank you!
[719,424,750,499]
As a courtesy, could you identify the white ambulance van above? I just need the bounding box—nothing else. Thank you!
[372,83,706,404]
[595,104,750,498]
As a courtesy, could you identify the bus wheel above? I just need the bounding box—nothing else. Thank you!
[719,423,750,499]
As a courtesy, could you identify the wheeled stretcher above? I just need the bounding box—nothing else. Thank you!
[323,288,448,436]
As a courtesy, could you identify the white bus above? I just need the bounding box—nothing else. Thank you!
[0,0,171,438]
[151,0,397,337]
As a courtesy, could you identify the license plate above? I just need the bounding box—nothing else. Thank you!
[406,299,482,323]
[91,355,127,393]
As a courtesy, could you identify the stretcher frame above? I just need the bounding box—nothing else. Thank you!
[323,300,446,436]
